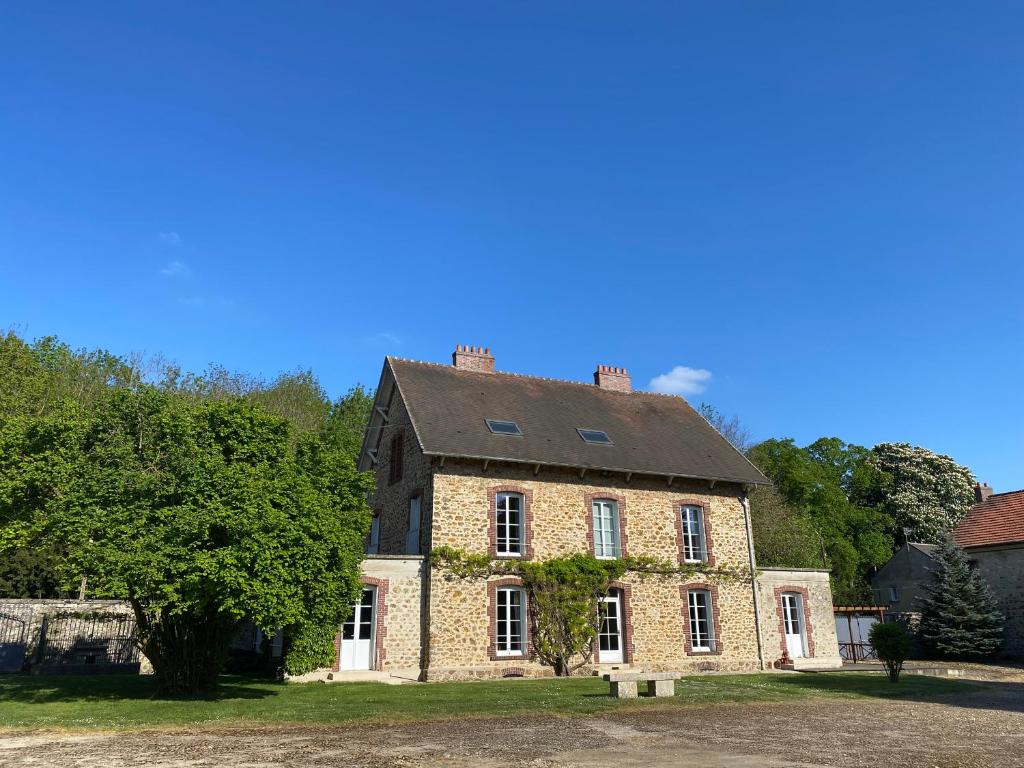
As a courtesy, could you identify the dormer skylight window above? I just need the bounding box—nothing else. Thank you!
[486,419,522,436]
[577,428,612,445]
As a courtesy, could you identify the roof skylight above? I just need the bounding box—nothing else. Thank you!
[577,428,612,445]
[486,419,522,436]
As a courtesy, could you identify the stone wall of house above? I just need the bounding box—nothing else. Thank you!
[756,568,841,668]
[425,460,761,680]
[968,545,1024,657]
[369,394,434,556]
[363,556,425,676]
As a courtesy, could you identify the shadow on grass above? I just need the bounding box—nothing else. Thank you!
[0,673,281,704]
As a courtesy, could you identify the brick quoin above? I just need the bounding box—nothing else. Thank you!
[680,583,724,656]
[672,498,716,567]
[333,576,390,672]
[584,492,629,558]
[487,485,535,560]
[487,577,533,661]
[773,585,815,658]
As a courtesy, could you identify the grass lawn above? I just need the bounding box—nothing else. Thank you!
[0,672,977,731]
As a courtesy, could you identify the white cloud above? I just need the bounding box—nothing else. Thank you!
[648,365,712,396]
[160,260,192,278]
[158,232,182,246]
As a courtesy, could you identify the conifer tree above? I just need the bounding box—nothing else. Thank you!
[918,538,1003,658]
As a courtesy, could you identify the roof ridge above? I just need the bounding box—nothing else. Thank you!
[983,489,1024,499]
[386,356,685,399]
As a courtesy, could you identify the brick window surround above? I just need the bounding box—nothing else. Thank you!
[680,583,724,656]
[773,585,816,658]
[487,577,533,661]
[487,485,535,560]
[333,576,390,672]
[594,581,635,664]
[673,498,716,567]
[584,492,629,559]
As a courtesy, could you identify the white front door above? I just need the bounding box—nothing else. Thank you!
[340,587,376,670]
[598,593,624,664]
[782,592,806,659]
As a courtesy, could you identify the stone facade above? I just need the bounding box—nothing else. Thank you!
[756,568,842,669]
[424,460,764,680]
[967,545,1024,657]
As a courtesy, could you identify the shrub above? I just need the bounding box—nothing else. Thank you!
[870,621,912,682]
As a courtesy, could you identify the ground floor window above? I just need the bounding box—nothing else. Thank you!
[495,587,526,656]
[687,589,715,652]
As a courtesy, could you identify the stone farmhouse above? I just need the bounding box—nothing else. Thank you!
[306,347,841,682]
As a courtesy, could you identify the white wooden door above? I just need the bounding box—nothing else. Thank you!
[340,587,376,670]
[598,593,624,663]
[782,592,806,659]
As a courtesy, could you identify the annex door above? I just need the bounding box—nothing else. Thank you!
[339,587,376,671]
[781,592,806,659]
[598,593,624,664]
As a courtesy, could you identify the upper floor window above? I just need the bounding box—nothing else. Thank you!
[496,493,524,557]
[592,499,621,559]
[405,495,421,555]
[680,505,707,563]
[888,585,900,603]
[388,431,404,485]
[688,589,715,652]
[495,586,526,656]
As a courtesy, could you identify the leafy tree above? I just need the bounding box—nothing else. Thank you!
[698,402,752,452]
[325,385,375,461]
[747,438,893,603]
[31,388,372,693]
[917,538,1003,659]
[870,443,976,544]
[748,486,823,569]
[869,621,912,682]
[0,545,65,598]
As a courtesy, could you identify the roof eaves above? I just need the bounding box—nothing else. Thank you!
[386,356,428,455]
[423,449,770,487]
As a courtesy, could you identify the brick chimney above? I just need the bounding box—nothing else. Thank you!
[594,365,631,393]
[976,482,994,503]
[452,345,495,373]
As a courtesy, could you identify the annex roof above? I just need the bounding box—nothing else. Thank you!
[954,490,1024,549]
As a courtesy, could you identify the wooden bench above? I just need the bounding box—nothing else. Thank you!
[602,671,682,699]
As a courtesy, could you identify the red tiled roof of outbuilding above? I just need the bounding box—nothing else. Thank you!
[954,490,1024,548]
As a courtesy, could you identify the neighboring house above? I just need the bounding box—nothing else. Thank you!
[954,484,1024,657]
[303,346,842,682]
[871,542,938,620]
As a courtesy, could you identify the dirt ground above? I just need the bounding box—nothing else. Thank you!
[2,681,1023,768]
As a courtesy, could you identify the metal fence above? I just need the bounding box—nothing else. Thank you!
[0,607,32,673]
[838,641,878,663]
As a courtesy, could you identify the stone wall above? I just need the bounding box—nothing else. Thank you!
[425,460,761,680]
[362,556,425,676]
[756,568,841,669]
[369,394,434,556]
[968,545,1024,657]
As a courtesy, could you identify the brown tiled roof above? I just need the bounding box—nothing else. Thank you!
[387,358,769,486]
[954,490,1024,548]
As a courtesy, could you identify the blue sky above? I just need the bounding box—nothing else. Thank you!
[2,3,1022,490]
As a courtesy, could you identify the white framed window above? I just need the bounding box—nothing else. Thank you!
[496,493,524,556]
[688,589,715,652]
[888,585,900,603]
[592,499,621,559]
[495,587,526,656]
[680,505,707,563]
[367,516,380,555]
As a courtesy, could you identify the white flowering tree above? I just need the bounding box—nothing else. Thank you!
[870,443,975,543]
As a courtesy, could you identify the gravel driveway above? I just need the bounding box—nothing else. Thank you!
[2,682,1022,767]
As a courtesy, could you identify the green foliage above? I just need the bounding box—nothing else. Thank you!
[748,486,824,570]
[918,538,1003,659]
[19,388,372,692]
[0,544,65,598]
[869,443,976,544]
[869,622,912,682]
[747,438,894,603]
[432,547,749,676]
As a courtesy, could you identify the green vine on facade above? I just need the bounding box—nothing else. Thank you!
[431,546,752,676]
